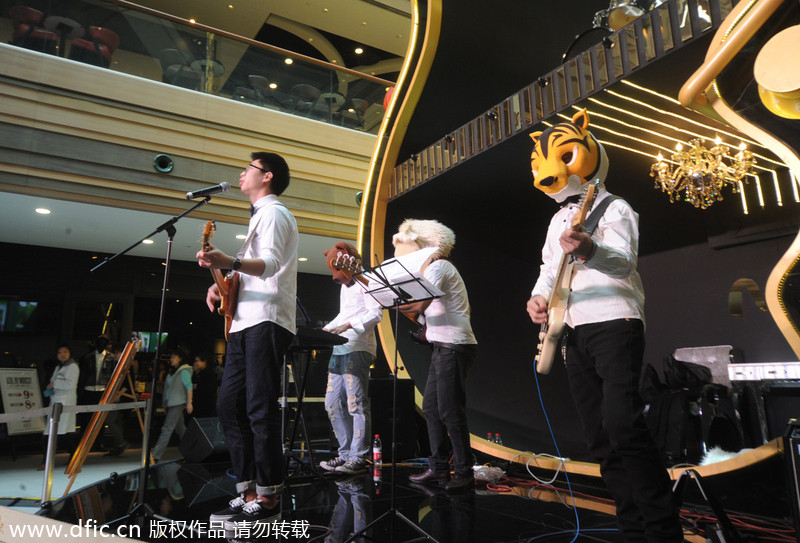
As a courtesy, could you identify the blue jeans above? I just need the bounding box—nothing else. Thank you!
[151,404,186,461]
[565,319,682,543]
[218,321,293,497]
[423,344,476,476]
[325,351,374,461]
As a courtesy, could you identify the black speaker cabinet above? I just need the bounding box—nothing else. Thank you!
[369,377,419,461]
[784,420,800,538]
[179,417,229,463]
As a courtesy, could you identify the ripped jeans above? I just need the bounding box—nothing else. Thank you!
[325,351,374,461]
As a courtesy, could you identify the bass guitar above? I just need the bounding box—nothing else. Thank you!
[535,180,599,374]
[202,220,240,340]
[328,251,430,345]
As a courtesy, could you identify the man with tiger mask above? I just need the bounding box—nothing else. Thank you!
[525,109,683,542]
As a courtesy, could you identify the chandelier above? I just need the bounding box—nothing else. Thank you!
[650,137,756,209]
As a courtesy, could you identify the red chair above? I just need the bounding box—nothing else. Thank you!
[9,5,58,55]
[68,26,120,67]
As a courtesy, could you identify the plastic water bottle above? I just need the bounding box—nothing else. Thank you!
[494,433,503,445]
[372,434,382,466]
[486,432,493,442]
[373,465,382,495]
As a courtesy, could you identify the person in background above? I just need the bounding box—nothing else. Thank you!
[38,344,80,470]
[192,352,218,418]
[151,346,193,463]
[77,335,127,455]
[319,242,383,475]
[394,219,479,492]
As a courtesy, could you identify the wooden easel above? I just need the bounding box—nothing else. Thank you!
[63,339,142,494]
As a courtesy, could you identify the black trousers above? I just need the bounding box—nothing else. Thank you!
[422,344,476,476]
[218,321,293,496]
[565,319,682,543]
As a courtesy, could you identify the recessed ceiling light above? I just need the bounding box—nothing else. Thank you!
[143,239,154,244]
[227,4,234,9]
[269,83,277,89]
[236,234,247,240]
[35,207,50,214]
[298,257,308,262]
[355,47,363,55]
[189,18,196,24]
[285,58,293,65]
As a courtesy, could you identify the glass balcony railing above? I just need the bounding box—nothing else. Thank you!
[1,0,397,134]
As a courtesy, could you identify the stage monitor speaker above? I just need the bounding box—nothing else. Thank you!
[369,377,419,462]
[179,417,229,463]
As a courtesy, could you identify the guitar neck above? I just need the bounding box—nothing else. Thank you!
[210,268,229,293]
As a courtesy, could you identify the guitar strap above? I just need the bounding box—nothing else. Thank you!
[584,194,619,235]
[560,193,620,363]
[235,212,264,260]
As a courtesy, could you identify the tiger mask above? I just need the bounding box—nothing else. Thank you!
[529,108,608,203]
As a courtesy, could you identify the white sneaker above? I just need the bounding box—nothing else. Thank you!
[320,456,347,471]
[335,459,367,475]
[209,493,247,523]
[223,497,280,532]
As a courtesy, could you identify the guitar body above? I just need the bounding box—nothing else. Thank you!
[535,261,573,374]
[203,221,240,340]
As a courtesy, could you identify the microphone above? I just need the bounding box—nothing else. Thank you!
[185,182,231,200]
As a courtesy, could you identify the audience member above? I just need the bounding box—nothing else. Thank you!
[38,344,79,470]
[151,346,193,463]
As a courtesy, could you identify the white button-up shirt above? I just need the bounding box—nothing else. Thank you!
[230,194,298,335]
[531,190,645,328]
[326,283,383,356]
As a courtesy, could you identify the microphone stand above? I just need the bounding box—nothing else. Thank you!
[92,197,211,527]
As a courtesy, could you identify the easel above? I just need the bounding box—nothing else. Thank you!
[63,339,142,494]
[344,249,442,543]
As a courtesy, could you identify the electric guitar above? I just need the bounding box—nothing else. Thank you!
[328,251,430,345]
[535,180,599,374]
[202,221,240,340]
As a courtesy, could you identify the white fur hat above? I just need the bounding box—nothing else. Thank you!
[392,219,455,258]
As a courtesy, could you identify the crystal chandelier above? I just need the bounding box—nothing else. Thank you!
[650,137,756,209]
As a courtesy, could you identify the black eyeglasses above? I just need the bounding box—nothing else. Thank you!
[247,163,270,174]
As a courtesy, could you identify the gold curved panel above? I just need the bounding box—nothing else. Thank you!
[359,0,443,380]
[680,0,800,359]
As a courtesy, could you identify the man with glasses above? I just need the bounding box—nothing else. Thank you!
[196,152,297,531]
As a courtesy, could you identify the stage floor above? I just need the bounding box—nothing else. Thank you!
[33,453,796,542]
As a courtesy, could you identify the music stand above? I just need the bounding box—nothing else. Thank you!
[344,251,443,543]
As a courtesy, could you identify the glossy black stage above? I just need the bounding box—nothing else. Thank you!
[36,452,796,543]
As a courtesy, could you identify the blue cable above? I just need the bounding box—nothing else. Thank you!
[526,527,619,542]
[531,360,580,543]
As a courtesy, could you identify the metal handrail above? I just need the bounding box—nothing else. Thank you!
[0,401,147,505]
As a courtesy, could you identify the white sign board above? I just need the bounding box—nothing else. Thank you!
[0,368,45,435]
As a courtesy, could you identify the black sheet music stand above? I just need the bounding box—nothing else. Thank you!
[344,253,443,543]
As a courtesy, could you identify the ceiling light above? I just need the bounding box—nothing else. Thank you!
[227,4,234,9]
[35,207,50,214]
[269,83,277,89]
[236,234,247,240]
[143,239,154,244]
[651,138,756,209]
[298,257,308,262]
[284,58,293,65]
[189,18,196,24]
[355,47,363,55]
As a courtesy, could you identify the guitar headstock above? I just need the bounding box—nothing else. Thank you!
[572,180,600,228]
[330,251,362,275]
[202,220,216,252]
